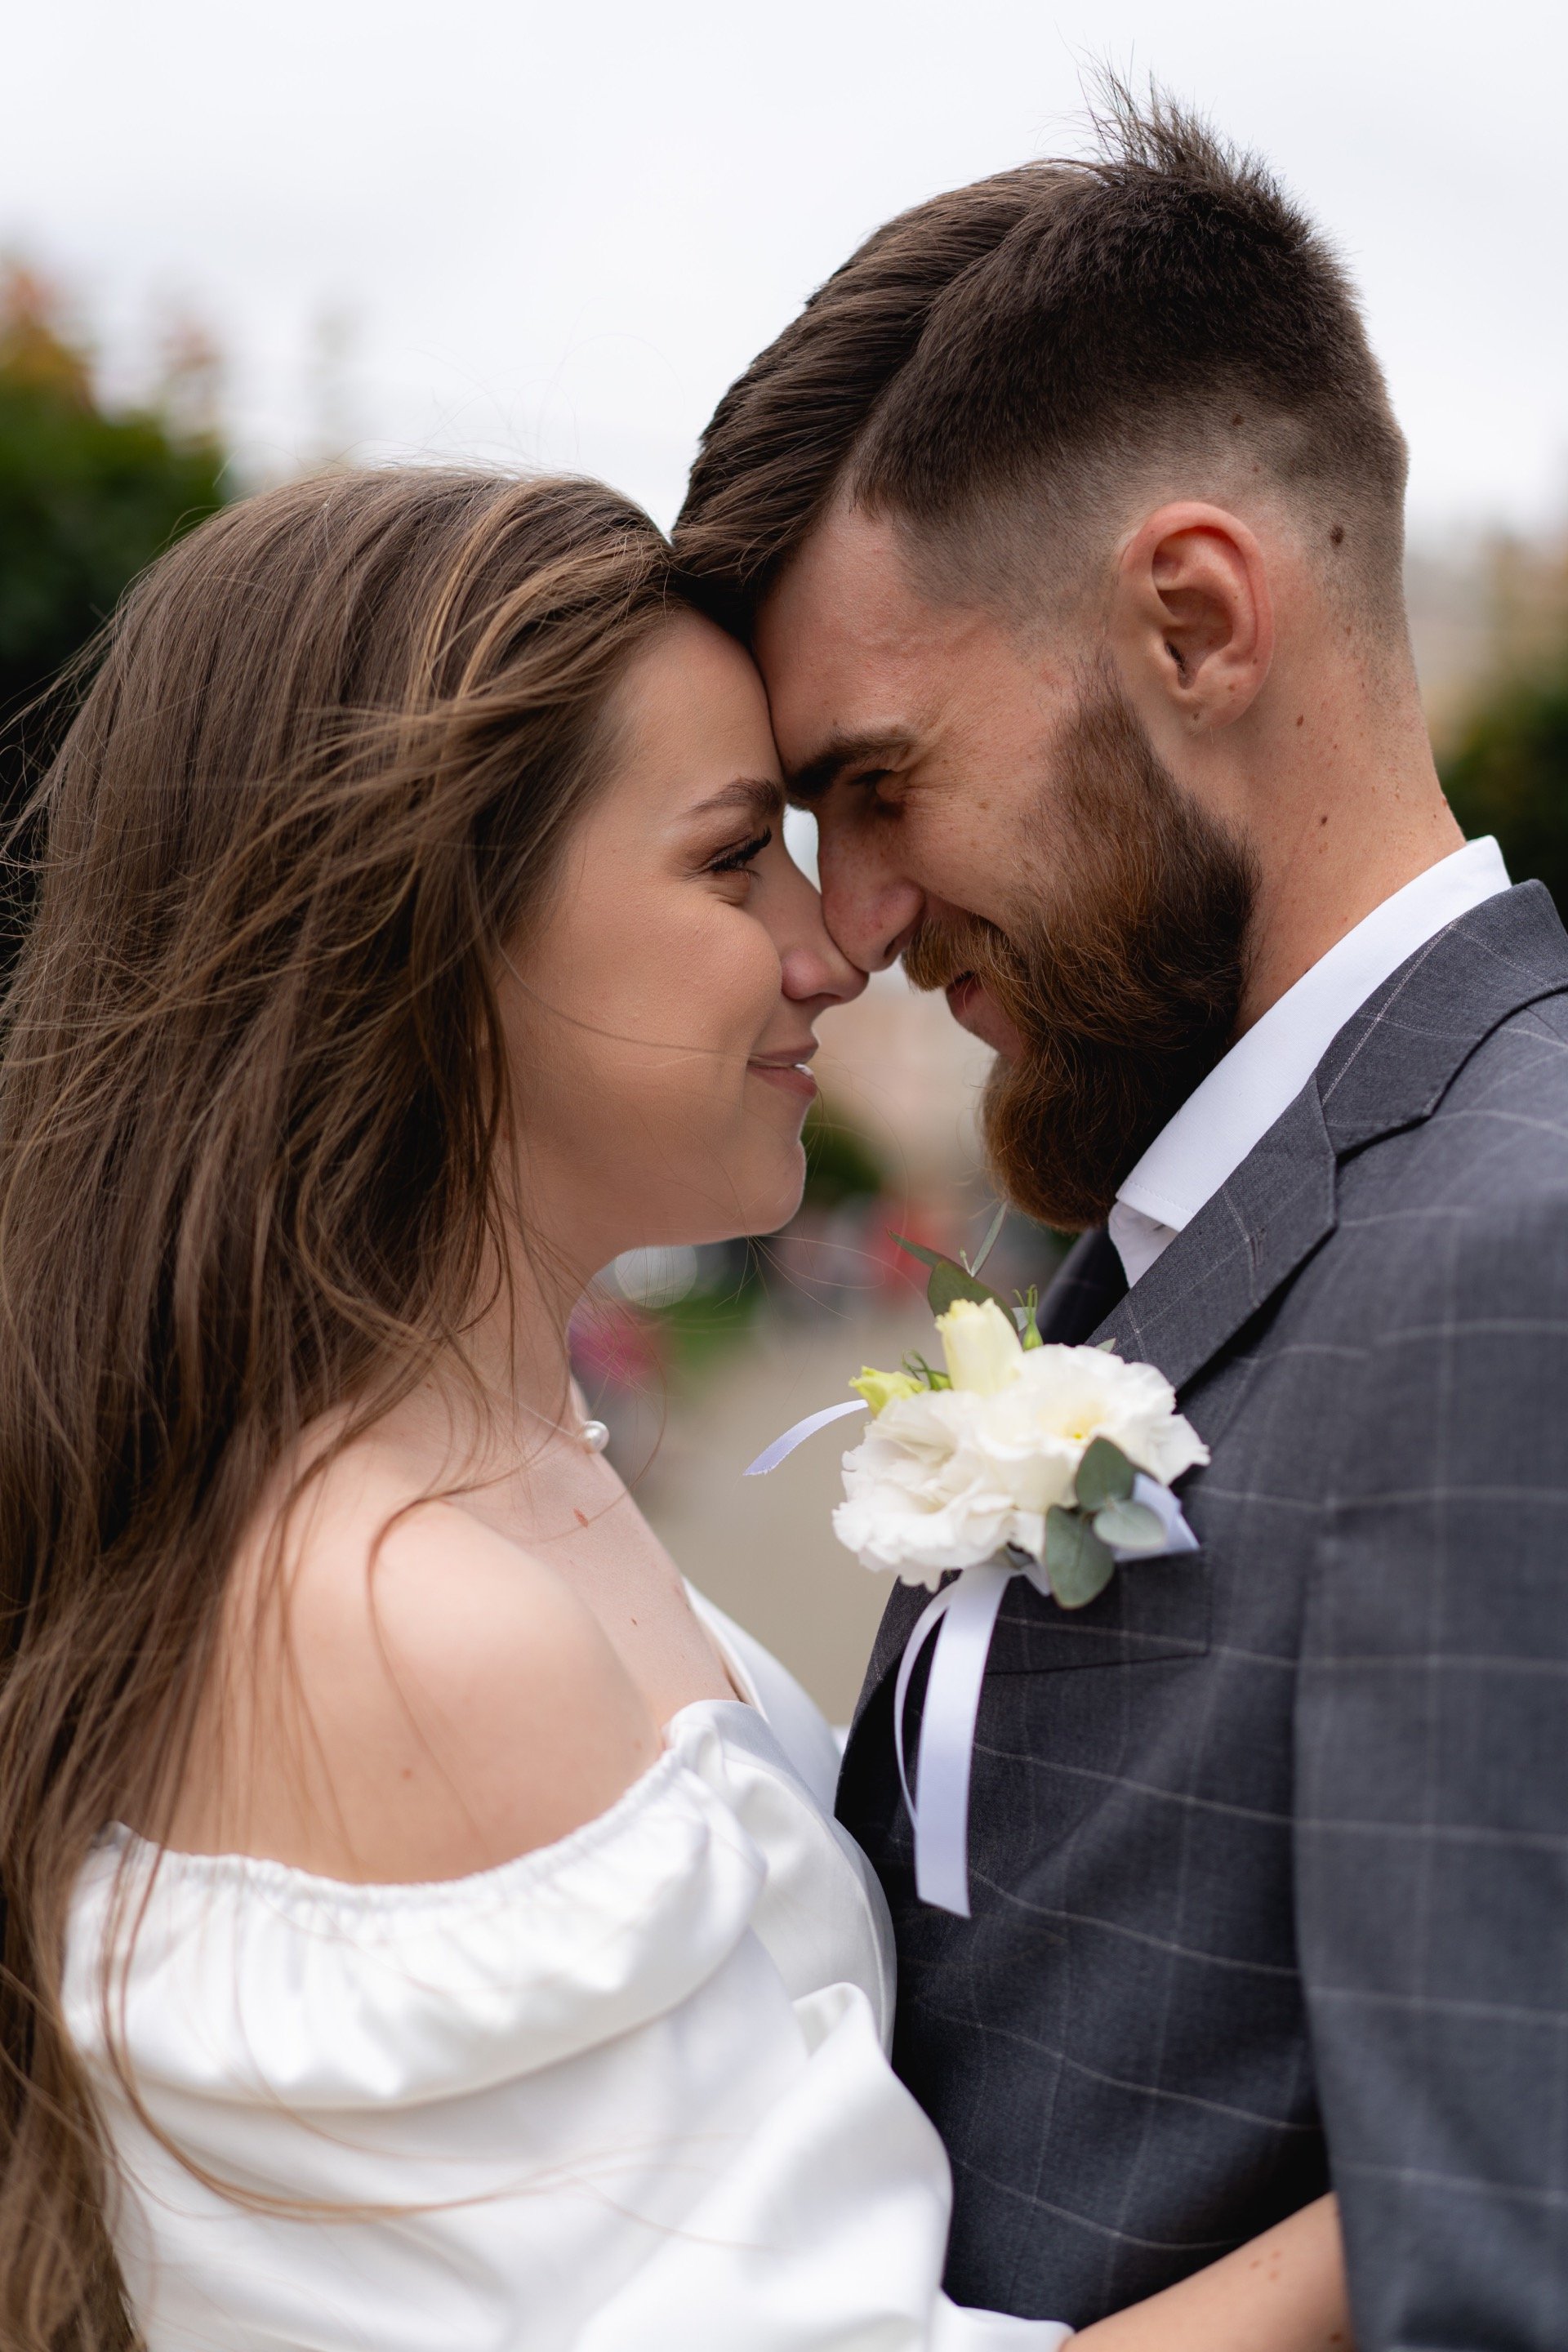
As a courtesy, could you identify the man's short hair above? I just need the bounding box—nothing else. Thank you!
[675,88,1409,631]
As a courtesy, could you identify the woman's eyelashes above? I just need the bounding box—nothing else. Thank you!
[706,827,773,879]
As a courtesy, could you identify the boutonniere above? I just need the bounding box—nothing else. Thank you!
[747,1218,1208,1917]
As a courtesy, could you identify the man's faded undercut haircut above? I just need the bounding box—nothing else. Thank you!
[675,88,1409,632]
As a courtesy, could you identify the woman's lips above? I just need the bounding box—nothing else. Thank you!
[945,974,1026,1060]
[747,1057,819,1102]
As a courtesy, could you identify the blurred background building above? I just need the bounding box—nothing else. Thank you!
[4,1,1567,1712]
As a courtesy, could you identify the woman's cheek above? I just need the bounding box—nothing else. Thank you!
[653,913,780,1062]
[721,919,789,1045]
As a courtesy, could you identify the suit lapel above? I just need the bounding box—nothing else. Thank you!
[1092,1076,1338,1390]
[1313,877,1568,1150]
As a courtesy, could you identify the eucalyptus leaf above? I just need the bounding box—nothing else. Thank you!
[890,1230,1008,1317]
[1074,1437,1134,1512]
[927,1260,1008,1316]
[889,1232,946,1274]
[1092,1495,1166,1554]
[1045,1506,1116,1609]
[968,1200,1008,1277]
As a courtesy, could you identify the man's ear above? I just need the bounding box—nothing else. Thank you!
[1109,502,1273,728]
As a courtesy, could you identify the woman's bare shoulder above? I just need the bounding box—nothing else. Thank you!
[198,1441,660,1884]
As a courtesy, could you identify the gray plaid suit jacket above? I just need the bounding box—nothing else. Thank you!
[836,880,1568,2349]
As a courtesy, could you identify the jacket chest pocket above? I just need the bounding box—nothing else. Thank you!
[956,1548,1214,1898]
[980,1546,1211,1675]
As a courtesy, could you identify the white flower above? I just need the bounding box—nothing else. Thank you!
[936,1298,1023,1393]
[833,1342,1209,1587]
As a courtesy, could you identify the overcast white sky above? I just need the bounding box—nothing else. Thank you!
[6,0,1566,541]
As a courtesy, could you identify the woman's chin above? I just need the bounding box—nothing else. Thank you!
[612,1142,805,1254]
[739,1143,808,1240]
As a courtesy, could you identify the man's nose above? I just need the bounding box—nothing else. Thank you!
[816,824,924,974]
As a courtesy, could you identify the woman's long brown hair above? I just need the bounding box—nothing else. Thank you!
[0,466,678,2346]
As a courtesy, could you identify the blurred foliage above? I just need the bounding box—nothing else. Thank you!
[800,1094,886,1209]
[644,1101,889,1378]
[1437,531,1568,914]
[1441,661,1568,915]
[653,1282,763,1379]
[0,262,228,829]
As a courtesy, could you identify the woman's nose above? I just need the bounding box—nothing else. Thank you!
[780,922,867,1009]
[777,872,868,1007]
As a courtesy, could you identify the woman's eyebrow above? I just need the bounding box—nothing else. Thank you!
[684,777,785,822]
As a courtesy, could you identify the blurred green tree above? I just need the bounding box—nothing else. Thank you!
[1437,531,1568,913]
[1441,661,1568,915]
[0,262,228,818]
[800,1094,887,1209]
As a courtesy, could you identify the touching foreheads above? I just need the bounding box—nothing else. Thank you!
[675,87,1408,635]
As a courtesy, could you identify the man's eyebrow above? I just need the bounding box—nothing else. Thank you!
[684,776,785,822]
[785,733,911,804]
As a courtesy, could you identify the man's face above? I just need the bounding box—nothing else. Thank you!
[753,502,1072,1059]
[754,500,1255,1230]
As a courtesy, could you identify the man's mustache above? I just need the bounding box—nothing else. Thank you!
[902,911,1030,1002]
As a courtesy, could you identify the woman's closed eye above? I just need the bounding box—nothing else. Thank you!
[706,827,773,888]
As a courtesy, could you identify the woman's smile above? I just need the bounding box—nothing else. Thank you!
[746,1044,819,1103]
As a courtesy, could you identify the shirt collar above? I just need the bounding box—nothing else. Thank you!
[1107,837,1512,1287]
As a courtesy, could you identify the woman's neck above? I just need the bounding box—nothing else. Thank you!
[434,1248,586,1470]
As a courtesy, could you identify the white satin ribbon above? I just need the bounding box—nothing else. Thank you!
[743,1399,869,1477]
[893,1563,1014,1915]
[892,1476,1198,1919]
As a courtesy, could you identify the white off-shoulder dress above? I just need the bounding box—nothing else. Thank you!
[65,1591,1073,2352]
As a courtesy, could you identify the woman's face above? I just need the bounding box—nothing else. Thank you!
[501,614,866,1281]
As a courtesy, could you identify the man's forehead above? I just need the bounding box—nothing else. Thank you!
[756,503,938,669]
[754,504,976,767]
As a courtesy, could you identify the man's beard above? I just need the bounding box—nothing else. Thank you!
[904,678,1256,1233]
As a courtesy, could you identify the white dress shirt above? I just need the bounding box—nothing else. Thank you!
[1107,837,1512,1289]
